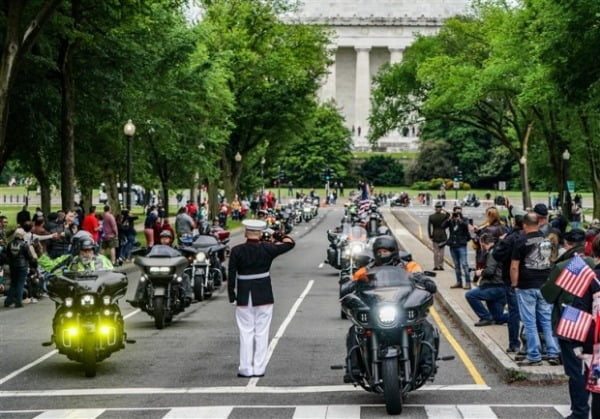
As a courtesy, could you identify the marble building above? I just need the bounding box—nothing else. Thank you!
[285,0,470,151]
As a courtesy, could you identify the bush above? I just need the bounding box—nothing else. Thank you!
[410,181,430,190]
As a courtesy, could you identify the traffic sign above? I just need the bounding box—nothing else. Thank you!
[453,182,460,190]
[567,180,575,193]
[498,181,506,191]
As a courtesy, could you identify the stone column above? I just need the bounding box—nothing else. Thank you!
[354,47,371,139]
[319,49,337,102]
[389,47,404,65]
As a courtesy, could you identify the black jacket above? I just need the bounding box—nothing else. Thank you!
[6,238,35,270]
[492,229,524,285]
[442,217,470,247]
[228,238,295,306]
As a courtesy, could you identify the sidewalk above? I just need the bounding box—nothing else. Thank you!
[381,207,567,382]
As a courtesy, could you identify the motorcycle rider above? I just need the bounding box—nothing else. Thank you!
[128,230,193,307]
[68,237,113,272]
[345,235,437,381]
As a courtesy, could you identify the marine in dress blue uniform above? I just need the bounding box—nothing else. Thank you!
[228,219,295,377]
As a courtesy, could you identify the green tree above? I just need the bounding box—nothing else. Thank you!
[198,0,331,201]
[358,155,405,186]
[278,102,352,188]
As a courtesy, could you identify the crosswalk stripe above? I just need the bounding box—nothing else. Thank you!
[34,409,105,418]
[323,405,360,419]
[163,406,234,418]
[458,404,497,419]
[424,405,462,418]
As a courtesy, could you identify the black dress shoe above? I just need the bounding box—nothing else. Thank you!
[237,373,252,378]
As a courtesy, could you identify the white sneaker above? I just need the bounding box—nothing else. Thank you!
[30,298,38,304]
[22,298,31,304]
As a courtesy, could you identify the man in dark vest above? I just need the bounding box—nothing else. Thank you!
[428,202,450,270]
[228,219,295,378]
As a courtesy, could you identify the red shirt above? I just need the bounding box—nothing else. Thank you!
[82,213,100,243]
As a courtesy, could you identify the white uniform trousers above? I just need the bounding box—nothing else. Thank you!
[235,293,273,376]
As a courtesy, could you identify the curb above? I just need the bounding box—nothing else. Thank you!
[381,207,567,383]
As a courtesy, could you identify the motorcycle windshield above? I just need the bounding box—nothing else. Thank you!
[346,226,367,242]
[366,266,412,288]
[147,245,182,258]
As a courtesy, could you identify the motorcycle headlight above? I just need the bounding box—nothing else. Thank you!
[378,305,397,324]
[81,295,95,306]
[65,311,73,318]
[351,243,364,255]
[195,252,206,262]
[140,274,147,283]
[149,266,172,274]
[407,309,417,321]
[65,297,74,308]
[102,296,111,306]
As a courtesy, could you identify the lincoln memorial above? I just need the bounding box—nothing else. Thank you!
[286,0,470,151]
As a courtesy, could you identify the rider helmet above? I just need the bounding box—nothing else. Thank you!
[372,235,399,266]
[159,230,173,239]
[79,238,95,250]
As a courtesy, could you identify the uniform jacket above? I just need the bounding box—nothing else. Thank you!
[68,254,114,272]
[428,211,449,242]
[228,238,295,306]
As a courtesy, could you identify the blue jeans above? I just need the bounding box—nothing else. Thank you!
[504,285,521,350]
[119,234,136,260]
[516,288,560,361]
[4,266,27,307]
[449,246,470,284]
[465,286,507,323]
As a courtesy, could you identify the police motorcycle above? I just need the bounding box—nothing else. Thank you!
[133,244,190,329]
[178,233,228,301]
[336,260,446,414]
[43,238,130,377]
[302,200,313,222]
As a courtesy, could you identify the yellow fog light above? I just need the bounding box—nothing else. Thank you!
[99,325,112,335]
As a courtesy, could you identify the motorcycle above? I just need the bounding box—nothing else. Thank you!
[45,270,130,377]
[179,235,227,301]
[133,245,190,329]
[336,266,449,415]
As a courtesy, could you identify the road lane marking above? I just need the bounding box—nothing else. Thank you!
[34,409,105,418]
[248,280,315,388]
[0,309,140,386]
[163,406,233,418]
[429,307,487,386]
[0,384,490,397]
[293,405,360,419]
[401,208,423,240]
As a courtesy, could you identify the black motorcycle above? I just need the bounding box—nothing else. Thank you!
[45,270,129,377]
[337,266,447,415]
[179,235,227,301]
[133,245,190,329]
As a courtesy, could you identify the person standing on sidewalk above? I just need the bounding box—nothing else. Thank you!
[510,212,560,366]
[542,229,593,419]
[492,211,526,353]
[443,205,472,289]
[428,202,449,271]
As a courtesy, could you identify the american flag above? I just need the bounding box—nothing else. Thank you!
[556,305,593,342]
[358,200,371,215]
[555,253,597,298]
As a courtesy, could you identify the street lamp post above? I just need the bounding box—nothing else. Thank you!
[562,149,572,220]
[277,165,281,205]
[123,119,136,209]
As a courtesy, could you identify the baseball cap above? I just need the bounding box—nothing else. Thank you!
[564,229,586,243]
[533,203,548,217]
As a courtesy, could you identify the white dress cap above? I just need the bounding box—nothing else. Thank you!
[242,219,267,231]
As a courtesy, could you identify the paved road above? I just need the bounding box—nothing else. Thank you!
[0,206,570,418]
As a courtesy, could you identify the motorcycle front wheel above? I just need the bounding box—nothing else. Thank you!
[382,357,402,415]
[82,335,97,378]
[193,275,204,301]
[154,296,166,329]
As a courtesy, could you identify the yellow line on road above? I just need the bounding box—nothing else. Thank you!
[401,208,423,240]
[429,306,487,386]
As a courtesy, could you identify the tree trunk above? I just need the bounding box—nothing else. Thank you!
[161,183,170,217]
[80,186,92,215]
[59,36,76,211]
[519,160,532,210]
[208,177,219,221]
[581,114,600,219]
[39,178,52,215]
[221,153,242,203]
[106,171,120,213]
